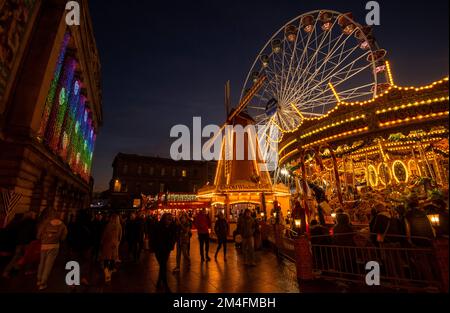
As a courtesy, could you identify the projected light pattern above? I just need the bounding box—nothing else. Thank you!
[38,32,96,182]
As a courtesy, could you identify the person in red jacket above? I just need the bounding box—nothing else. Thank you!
[194,209,211,262]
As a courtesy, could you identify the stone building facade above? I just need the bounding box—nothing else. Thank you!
[109,153,216,208]
[0,0,102,224]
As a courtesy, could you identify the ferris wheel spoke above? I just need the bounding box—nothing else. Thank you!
[284,25,330,101]
[294,47,370,105]
[285,16,320,99]
[302,76,374,108]
[291,26,346,96]
[291,31,354,103]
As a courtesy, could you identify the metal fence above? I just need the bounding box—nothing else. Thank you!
[311,240,442,291]
[261,224,445,292]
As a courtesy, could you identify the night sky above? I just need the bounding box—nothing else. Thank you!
[88,0,449,192]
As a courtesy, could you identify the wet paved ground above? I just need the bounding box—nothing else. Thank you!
[0,236,307,293]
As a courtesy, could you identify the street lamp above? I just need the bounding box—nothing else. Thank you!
[427,214,440,227]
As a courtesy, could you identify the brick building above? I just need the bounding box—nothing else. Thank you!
[109,153,216,208]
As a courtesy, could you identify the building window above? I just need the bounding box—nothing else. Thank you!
[113,179,121,192]
[149,167,154,175]
[137,165,142,175]
[160,183,165,193]
[182,169,187,177]
[121,182,128,193]
[123,164,128,174]
[136,183,141,192]
[161,168,166,176]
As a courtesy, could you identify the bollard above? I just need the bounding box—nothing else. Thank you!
[294,235,314,281]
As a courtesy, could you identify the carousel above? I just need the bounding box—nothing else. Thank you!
[278,77,449,225]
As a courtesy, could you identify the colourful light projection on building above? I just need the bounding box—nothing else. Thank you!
[38,32,96,182]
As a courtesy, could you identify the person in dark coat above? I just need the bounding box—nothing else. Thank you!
[126,213,144,263]
[214,212,229,261]
[66,209,93,285]
[405,200,436,247]
[310,220,331,245]
[2,211,37,278]
[332,211,354,246]
[153,213,176,292]
[90,214,106,262]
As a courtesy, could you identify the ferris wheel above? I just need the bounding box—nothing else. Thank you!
[240,10,389,177]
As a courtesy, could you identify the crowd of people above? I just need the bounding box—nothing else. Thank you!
[0,207,265,293]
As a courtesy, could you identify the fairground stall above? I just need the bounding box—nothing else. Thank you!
[141,192,211,220]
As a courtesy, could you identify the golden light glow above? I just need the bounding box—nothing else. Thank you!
[367,165,378,187]
[279,148,299,165]
[290,103,305,119]
[377,163,392,186]
[379,111,449,127]
[276,77,448,143]
[328,82,341,102]
[427,214,440,227]
[303,127,368,149]
[300,114,366,139]
[375,97,449,114]
[279,139,297,154]
[385,60,394,85]
[392,160,409,183]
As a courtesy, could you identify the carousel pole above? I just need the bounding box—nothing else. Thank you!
[351,157,356,188]
[377,140,390,186]
[411,147,422,176]
[432,152,443,185]
[365,152,369,186]
[328,146,344,208]
[418,143,435,181]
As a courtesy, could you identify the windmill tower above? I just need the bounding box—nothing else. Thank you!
[198,81,290,234]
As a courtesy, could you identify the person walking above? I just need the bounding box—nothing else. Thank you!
[173,212,191,272]
[194,208,211,262]
[238,209,256,266]
[214,212,228,261]
[66,209,93,286]
[125,213,144,263]
[90,214,105,263]
[36,211,68,290]
[153,213,176,292]
[101,214,122,284]
[2,211,37,278]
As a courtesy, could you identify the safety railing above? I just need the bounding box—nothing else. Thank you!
[311,232,443,291]
[260,224,446,292]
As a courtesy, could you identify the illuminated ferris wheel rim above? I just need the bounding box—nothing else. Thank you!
[240,9,388,137]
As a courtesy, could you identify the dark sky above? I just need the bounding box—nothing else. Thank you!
[88,0,449,192]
